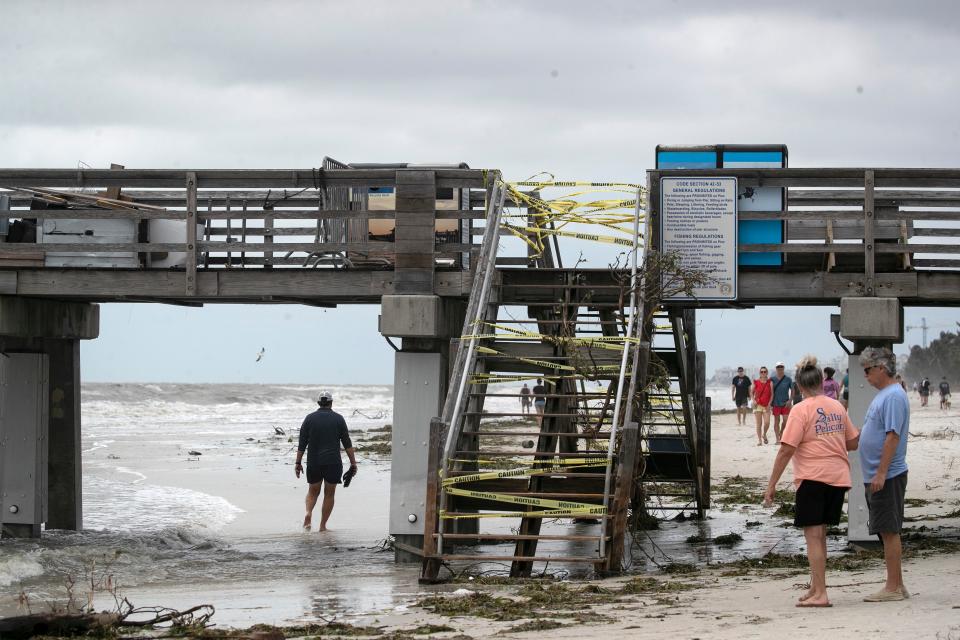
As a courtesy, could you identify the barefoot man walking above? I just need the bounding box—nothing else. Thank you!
[295,390,357,531]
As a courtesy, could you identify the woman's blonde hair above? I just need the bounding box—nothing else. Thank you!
[795,354,823,391]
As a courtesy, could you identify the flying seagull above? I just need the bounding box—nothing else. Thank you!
[256,347,265,362]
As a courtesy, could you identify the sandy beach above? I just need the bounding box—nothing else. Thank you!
[339,394,959,640]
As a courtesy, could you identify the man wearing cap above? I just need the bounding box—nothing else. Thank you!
[770,362,793,444]
[731,367,752,426]
[295,390,358,532]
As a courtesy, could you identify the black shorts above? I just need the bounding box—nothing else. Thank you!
[735,398,750,408]
[307,463,343,485]
[865,471,907,535]
[794,480,848,527]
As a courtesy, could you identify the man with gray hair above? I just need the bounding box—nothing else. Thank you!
[858,346,910,601]
[295,390,358,532]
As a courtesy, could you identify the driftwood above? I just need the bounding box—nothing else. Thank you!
[0,612,120,639]
[0,604,217,639]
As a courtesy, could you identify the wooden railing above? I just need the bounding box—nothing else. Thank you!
[648,168,960,292]
[0,165,492,295]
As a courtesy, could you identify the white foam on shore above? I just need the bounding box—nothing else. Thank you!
[84,476,244,533]
[114,466,148,483]
[0,552,44,587]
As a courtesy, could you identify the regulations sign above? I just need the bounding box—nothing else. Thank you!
[660,177,738,301]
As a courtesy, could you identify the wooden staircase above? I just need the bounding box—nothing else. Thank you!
[420,178,648,579]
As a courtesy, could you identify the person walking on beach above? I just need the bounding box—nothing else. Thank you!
[771,362,793,444]
[822,367,841,400]
[753,367,773,445]
[731,367,752,426]
[520,383,532,415]
[764,355,859,608]
[859,347,911,602]
[295,390,357,532]
[939,377,951,410]
[919,376,931,407]
[532,378,547,426]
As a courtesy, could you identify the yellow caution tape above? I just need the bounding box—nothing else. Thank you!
[444,457,611,484]
[472,344,624,375]
[503,223,637,248]
[511,179,643,189]
[440,507,605,519]
[445,487,604,514]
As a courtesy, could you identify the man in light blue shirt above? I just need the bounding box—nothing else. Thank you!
[858,346,910,602]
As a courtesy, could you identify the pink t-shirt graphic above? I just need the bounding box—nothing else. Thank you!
[780,395,859,487]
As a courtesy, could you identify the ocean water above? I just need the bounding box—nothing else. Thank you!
[0,382,779,625]
[0,383,410,623]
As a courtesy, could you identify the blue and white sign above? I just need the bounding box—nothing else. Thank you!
[660,177,738,301]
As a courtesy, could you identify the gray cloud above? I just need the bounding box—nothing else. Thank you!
[4,0,959,381]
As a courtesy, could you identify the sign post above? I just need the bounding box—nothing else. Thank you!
[660,177,738,301]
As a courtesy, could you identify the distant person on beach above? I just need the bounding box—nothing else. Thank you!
[859,347,911,602]
[841,369,850,409]
[532,378,547,425]
[764,355,859,608]
[731,367,752,426]
[940,377,951,410]
[520,383,532,415]
[770,362,793,444]
[752,367,773,445]
[295,390,357,532]
[822,367,841,400]
[919,376,931,407]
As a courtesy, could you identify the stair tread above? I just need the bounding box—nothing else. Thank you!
[434,554,603,563]
[435,533,606,541]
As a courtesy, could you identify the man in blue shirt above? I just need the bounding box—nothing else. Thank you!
[770,362,793,444]
[858,347,910,602]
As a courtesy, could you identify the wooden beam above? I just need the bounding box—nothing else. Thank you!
[606,422,638,572]
[0,168,484,189]
[186,172,197,296]
[419,418,444,582]
[864,170,876,295]
[394,170,436,294]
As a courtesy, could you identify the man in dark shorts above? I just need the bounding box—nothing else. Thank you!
[295,390,357,532]
[731,367,752,425]
[939,377,951,410]
[919,376,931,407]
[532,378,547,426]
[859,347,910,601]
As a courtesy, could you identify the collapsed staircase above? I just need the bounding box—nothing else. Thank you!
[419,177,708,579]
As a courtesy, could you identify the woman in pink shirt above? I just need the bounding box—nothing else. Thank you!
[822,366,841,400]
[763,356,860,608]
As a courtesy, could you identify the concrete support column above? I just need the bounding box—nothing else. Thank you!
[837,297,903,544]
[380,294,466,561]
[0,353,49,538]
[0,297,97,538]
[46,339,82,530]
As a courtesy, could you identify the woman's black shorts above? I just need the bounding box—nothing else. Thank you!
[307,463,343,485]
[794,479,848,527]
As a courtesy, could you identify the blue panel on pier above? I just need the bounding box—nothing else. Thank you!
[656,151,717,169]
[722,149,785,266]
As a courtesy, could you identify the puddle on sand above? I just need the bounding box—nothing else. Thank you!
[434,504,845,579]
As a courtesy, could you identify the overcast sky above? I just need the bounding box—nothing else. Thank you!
[4,0,959,384]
